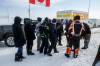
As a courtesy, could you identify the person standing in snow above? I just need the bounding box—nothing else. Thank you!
[81,22,91,49]
[92,45,100,66]
[65,15,84,58]
[35,17,42,51]
[39,17,50,55]
[24,18,36,55]
[56,19,64,46]
[47,18,59,56]
[12,16,26,62]
[65,19,73,48]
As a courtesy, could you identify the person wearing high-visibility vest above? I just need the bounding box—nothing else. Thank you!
[65,15,84,58]
[65,19,73,48]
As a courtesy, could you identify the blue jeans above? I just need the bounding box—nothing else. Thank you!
[17,47,23,55]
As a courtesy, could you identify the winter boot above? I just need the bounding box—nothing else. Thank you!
[59,43,63,46]
[65,47,71,58]
[47,53,52,56]
[54,50,59,53]
[74,48,79,58]
[15,53,22,62]
[20,53,26,59]
[27,51,35,55]
[81,47,88,49]
[37,49,40,51]
[54,49,59,53]
[39,49,43,54]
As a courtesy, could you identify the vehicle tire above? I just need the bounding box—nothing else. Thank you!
[4,34,15,47]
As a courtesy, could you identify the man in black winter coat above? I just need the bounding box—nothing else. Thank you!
[24,18,36,55]
[47,18,59,56]
[56,20,63,46]
[81,22,91,49]
[12,16,26,62]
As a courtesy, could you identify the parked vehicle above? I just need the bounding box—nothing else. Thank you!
[0,19,38,47]
[0,25,14,47]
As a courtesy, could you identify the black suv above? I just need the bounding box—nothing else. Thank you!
[0,25,14,47]
[0,20,38,47]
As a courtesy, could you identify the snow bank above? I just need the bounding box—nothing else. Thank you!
[91,28,100,34]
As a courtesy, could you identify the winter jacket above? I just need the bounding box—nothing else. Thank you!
[35,22,41,36]
[12,23,26,47]
[56,22,63,35]
[83,23,91,35]
[39,22,50,39]
[49,23,57,41]
[24,23,36,40]
[65,22,71,34]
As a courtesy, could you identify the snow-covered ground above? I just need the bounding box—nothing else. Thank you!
[0,28,100,66]
[91,28,100,34]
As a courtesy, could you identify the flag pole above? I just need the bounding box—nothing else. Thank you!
[28,0,31,19]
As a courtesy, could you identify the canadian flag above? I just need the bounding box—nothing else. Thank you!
[29,0,50,7]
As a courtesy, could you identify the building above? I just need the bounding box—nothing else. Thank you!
[56,10,88,21]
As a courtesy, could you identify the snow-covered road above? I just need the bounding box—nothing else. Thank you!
[0,29,100,66]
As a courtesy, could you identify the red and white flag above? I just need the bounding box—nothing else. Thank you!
[29,0,35,4]
[29,0,50,7]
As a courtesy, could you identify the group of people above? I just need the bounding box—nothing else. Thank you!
[12,17,36,62]
[36,17,64,56]
[64,15,91,58]
[12,15,91,62]
[12,16,63,62]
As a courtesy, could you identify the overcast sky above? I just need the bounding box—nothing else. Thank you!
[0,0,100,24]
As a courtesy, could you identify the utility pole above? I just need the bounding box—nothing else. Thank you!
[88,0,91,19]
